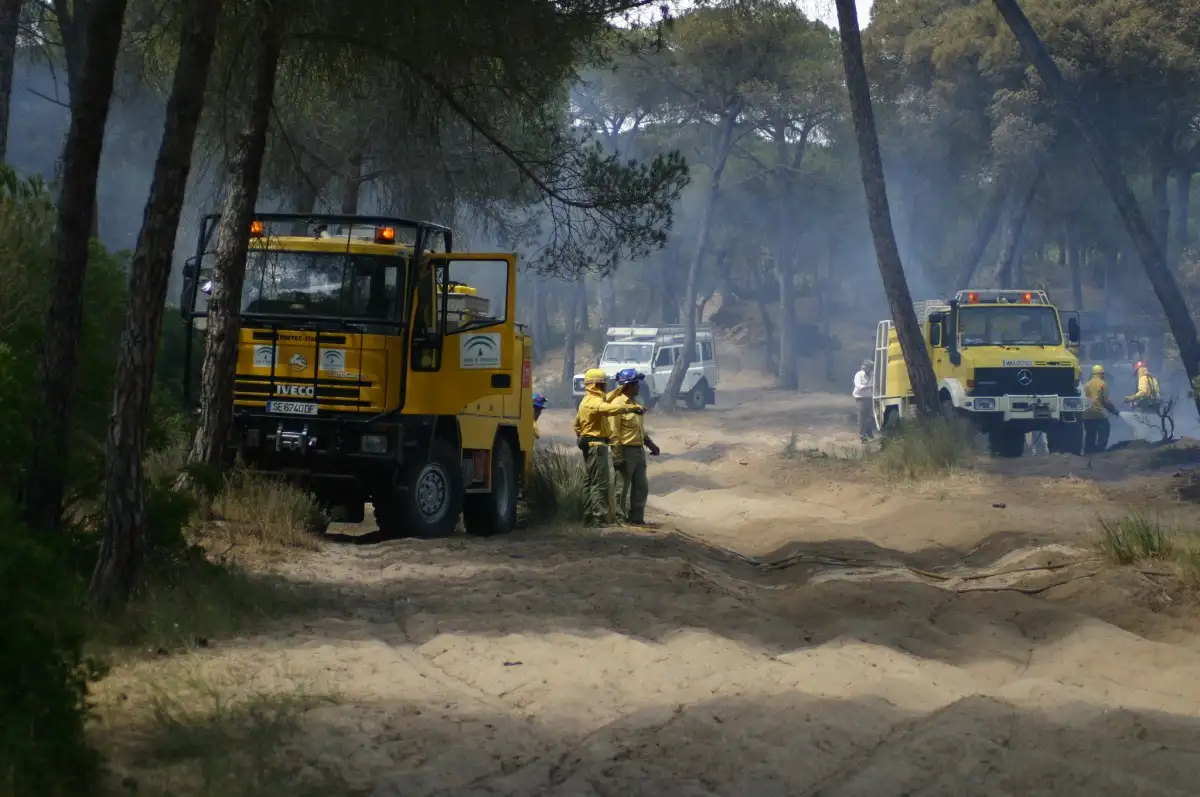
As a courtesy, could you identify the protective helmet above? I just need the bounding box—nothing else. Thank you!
[1133,361,1146,373]
[584,368,607,385]
[1091,364,1105,375]
[862,359,873,370]
[615,368,645,386]
[532,392,547,409]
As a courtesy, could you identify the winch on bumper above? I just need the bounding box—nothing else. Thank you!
[960,394,1084,422]
[226,412,404,479]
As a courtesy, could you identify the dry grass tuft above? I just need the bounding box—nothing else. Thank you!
[97,679,354,797]
[1095,512,1200,586]
[210,470,327,555]
[876,414,976,482]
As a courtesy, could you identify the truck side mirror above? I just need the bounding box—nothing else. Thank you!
[929,323,943,347]
[1067,317,1080,344]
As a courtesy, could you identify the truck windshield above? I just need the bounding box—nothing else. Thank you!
[959,305,1062,347]
[602,343,653,363]
[241,249,401,319]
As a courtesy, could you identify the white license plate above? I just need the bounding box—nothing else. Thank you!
[266,400,318,416]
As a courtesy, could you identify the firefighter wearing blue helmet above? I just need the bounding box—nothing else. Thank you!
[604,368,660,526]
[532,392,547,440]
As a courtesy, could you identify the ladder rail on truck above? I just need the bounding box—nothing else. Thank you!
[872,300,950,429]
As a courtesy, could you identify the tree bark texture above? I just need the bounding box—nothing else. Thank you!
[834,0,940,417]
[600,276,617,329]
[952,171,1014,291]
[24,0,127,532]
[184,7,282,475]
[0,0,22,164]
[992,0,1200,416]
[660,106,741,411]
[992,163,1043,289]
[91,0,222,606]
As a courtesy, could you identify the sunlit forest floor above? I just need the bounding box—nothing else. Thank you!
[91,373,1200,796]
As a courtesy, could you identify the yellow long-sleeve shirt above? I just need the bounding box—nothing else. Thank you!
[1082,376,1114,419]
[606,390,646,446]
[1127,368,1160,402]
[573,385,637,443]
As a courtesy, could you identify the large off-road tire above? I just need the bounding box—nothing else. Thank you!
[463,437,519,537]
[686,383,708,410]
[1046,420,1083,455]
[375,439,464,539]
[987,427,1026,458]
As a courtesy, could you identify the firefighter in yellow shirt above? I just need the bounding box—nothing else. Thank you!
[1082,364,1119,454]
[605,369,660,526]
[573,368,643,526]
[1126,360,1161,411]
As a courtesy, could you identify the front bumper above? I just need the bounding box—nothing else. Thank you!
[961,394,1084,422]
[227,411,401,480]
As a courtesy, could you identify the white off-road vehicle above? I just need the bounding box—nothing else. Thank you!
[572,325,720,410]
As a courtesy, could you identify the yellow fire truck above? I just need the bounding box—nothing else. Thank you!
[180,213,535,538]
[872,289,1084,457]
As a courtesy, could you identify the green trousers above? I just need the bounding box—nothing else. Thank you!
[583,444,612,526]
[612,445,648,524]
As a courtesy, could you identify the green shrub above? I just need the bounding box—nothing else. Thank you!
[876,413,974,481]
[526,443,587,523]
[0,501,101,796]
[1096,512,1178,565]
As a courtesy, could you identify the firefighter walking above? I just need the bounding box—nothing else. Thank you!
[1082,364,1119,454]
[606,369,661,526]
[573,368,643,526]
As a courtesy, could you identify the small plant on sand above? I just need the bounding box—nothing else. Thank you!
[212,469,327,553]
[526,442,586,523]
[108,684,351,797]
[1095,513,1200,585]
[779,430,862,461]
[875,414,974,481]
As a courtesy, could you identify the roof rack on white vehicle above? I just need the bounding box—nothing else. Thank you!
[605,325,714,344]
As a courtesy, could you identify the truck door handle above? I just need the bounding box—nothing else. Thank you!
[491,374,511,388]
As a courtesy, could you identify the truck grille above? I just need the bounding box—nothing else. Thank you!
[234,376,372,407]
[971,367,1077,397]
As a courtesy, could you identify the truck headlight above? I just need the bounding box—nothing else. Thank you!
[1061,397,1083,411]
[973,398,996,411]
[360,434,387,454]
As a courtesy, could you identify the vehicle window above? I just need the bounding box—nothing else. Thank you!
[602,343,654,363]
[701,341,714,362]
[958,306,1062,347]
[437,259,509,333]
[241,248,401,320]
[654,347,674,367]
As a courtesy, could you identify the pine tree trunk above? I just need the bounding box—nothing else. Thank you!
[91,0,222,606]
[953,170,1013,291]
[341,149,363,214]
[560,277,580,386]
[532,278,548,362]
[660,107,740,411]
[600,276,617,329]
[993,0,1200,417]
[992,165,1043,288]
[835,0,940,416]
[1067,226,1083,310]
[0,0,22,163]
[1171,168,1191,268]
[182,5,282,478]
[1150,151,1171,259]
[23,0,127,532]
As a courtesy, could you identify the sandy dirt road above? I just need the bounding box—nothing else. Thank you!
[100,384,1200,796]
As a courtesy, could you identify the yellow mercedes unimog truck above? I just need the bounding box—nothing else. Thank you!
[872,289,1084,457]
[179,213,535,538]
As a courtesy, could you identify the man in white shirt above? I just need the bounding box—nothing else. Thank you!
[853,359,875,442]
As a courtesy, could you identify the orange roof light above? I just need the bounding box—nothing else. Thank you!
[967,292,979,303]
[375,226,396,244]
[1022,292,1032,303]
[249,220,264,237]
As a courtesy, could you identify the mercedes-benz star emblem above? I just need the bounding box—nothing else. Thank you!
[1016,369,1033,386]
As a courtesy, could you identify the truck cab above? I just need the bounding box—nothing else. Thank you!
[873,289,1084,457]
[571,325,719,410]
[180,213,535,539]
